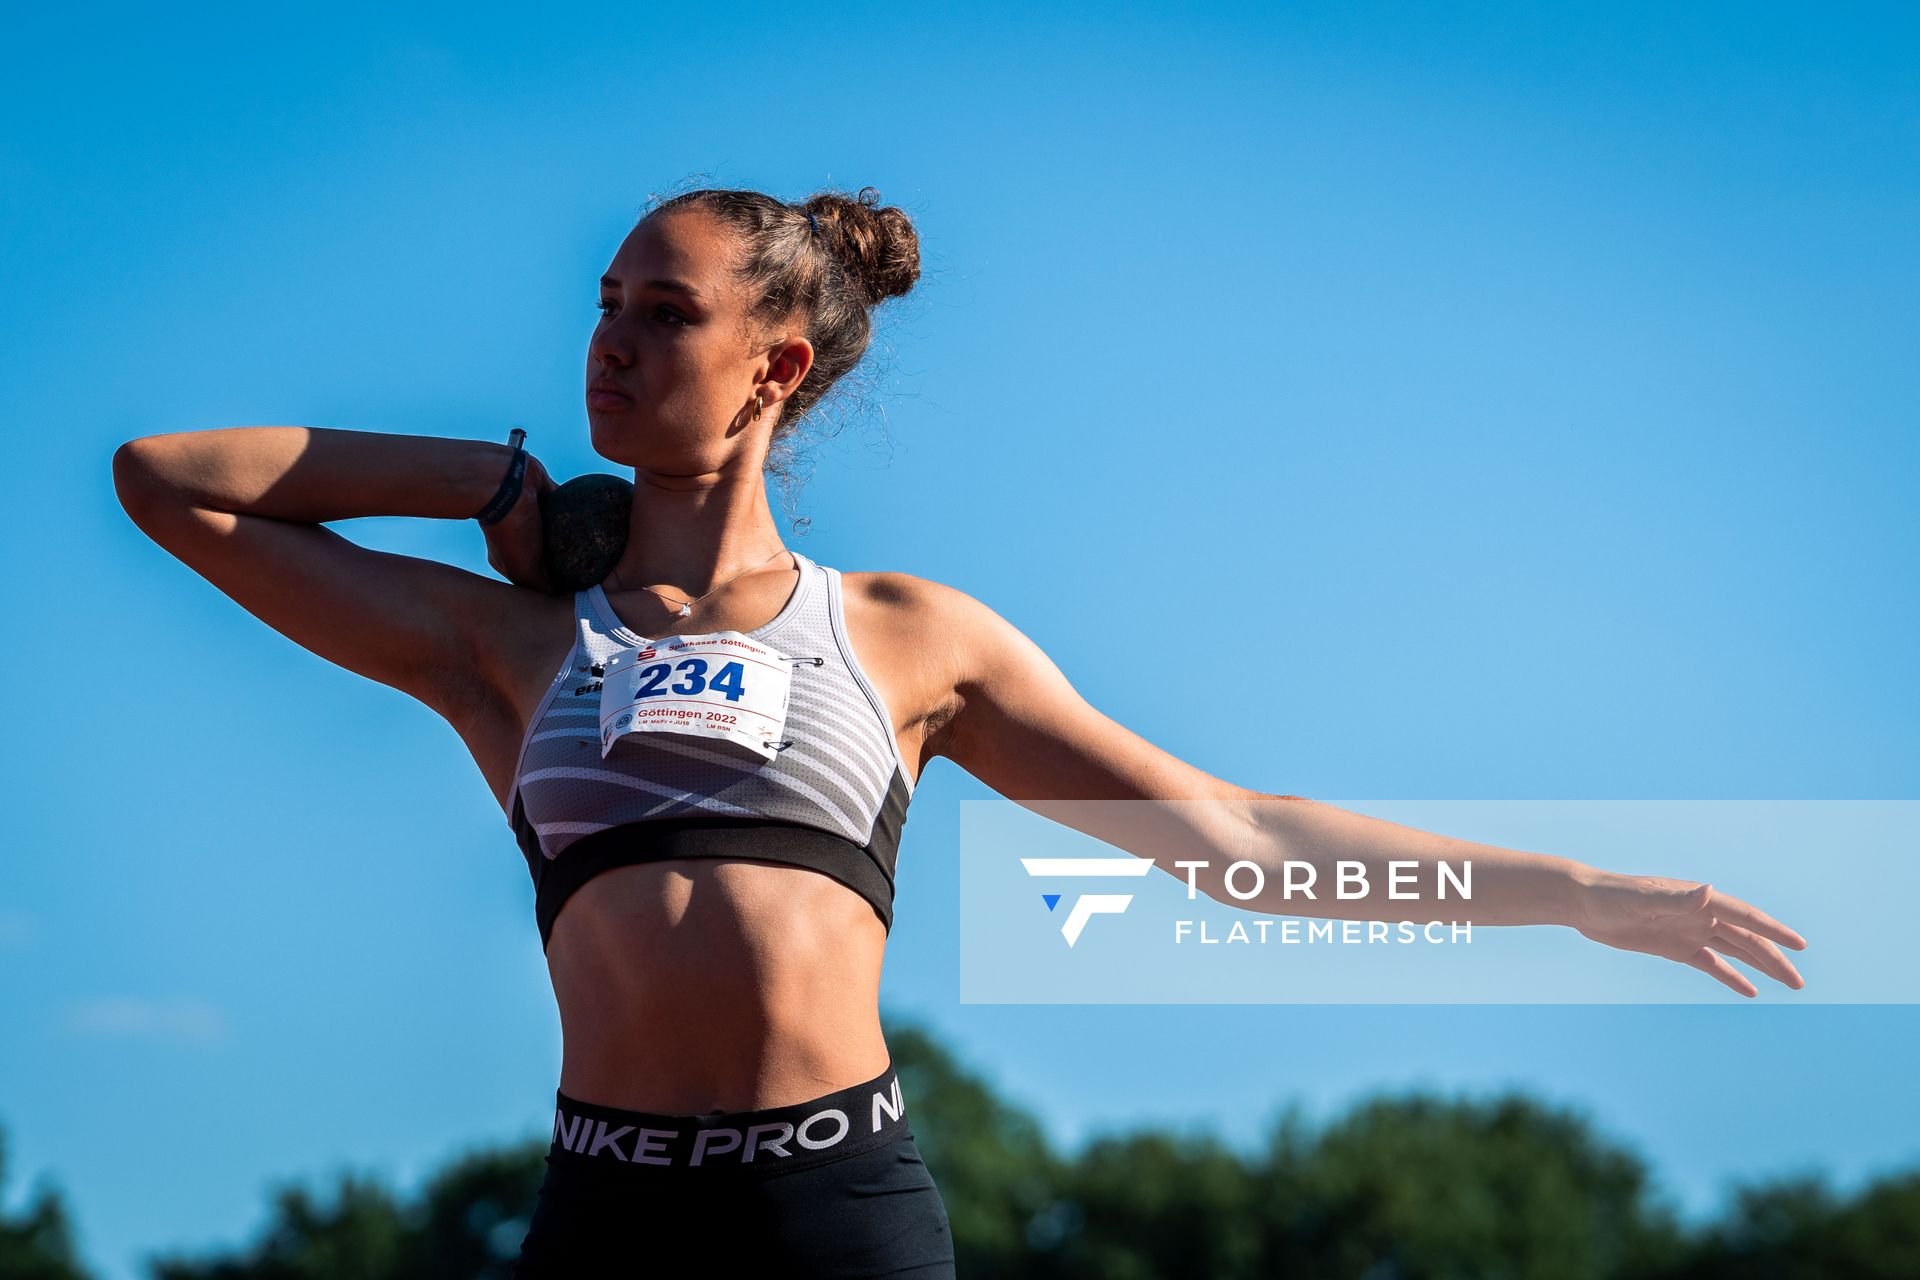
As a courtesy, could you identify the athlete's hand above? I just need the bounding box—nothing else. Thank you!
[1572,870,1808,997]
[479,453,562,595]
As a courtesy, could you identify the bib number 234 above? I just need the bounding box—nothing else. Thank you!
[597,632,795,762]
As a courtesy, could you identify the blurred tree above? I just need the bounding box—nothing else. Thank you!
[0,1129,93,1280]
[1044,1128,1265,1280]
[389,1145,549,1279]
[7,1018,1915,1279]
[146,1173,408,1279]
[144,1143,548,1280]
[1253,1090,1691,1280]
[1672,1169,1920,1280]
[970,1087,1693,1280]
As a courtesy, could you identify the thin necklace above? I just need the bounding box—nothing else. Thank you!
[607,547,794,620]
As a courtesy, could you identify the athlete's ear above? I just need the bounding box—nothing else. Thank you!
[764,335,814,406]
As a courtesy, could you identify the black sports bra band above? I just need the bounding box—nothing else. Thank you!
[523,815,897,951]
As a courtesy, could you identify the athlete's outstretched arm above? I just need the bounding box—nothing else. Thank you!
[920,580,1808,997]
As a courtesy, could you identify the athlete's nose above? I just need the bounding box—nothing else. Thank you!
[590,341,630,375]
[588,318,633,372]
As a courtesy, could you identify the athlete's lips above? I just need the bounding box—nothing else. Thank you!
[587,378,634,409]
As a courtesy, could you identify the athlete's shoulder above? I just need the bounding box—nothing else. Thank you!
[836,569,993,633]
[834,571,1027,704]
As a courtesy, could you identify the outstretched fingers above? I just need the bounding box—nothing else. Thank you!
[1711,890,1808,952]
[1684,945,1759,998]
[1709,918,1807,990]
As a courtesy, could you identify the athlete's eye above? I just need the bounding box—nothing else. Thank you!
[654,305,687,326]
[595,298,617,317]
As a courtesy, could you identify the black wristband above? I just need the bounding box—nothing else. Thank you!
[473,427,529,525]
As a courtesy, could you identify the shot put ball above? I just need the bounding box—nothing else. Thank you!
[541,473,634,593]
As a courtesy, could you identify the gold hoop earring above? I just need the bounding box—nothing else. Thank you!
[752,393,764,422]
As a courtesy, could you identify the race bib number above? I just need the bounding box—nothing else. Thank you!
[597,632,794,763]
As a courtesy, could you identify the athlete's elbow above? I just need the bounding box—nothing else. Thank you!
[113,437,168,523]
[114,435,205,539]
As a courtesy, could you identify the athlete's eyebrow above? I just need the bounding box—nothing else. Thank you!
[601,274,704,302]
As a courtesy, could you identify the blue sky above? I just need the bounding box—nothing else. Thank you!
[2,3,1916,1276]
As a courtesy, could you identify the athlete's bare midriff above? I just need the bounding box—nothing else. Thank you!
[443,563,947,1115]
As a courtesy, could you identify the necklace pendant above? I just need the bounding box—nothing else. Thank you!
[678,602,693,618]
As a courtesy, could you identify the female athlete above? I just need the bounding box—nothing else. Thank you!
[112,184,1809,1275]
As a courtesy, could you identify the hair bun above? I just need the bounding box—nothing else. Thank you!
[810,187,920,307]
